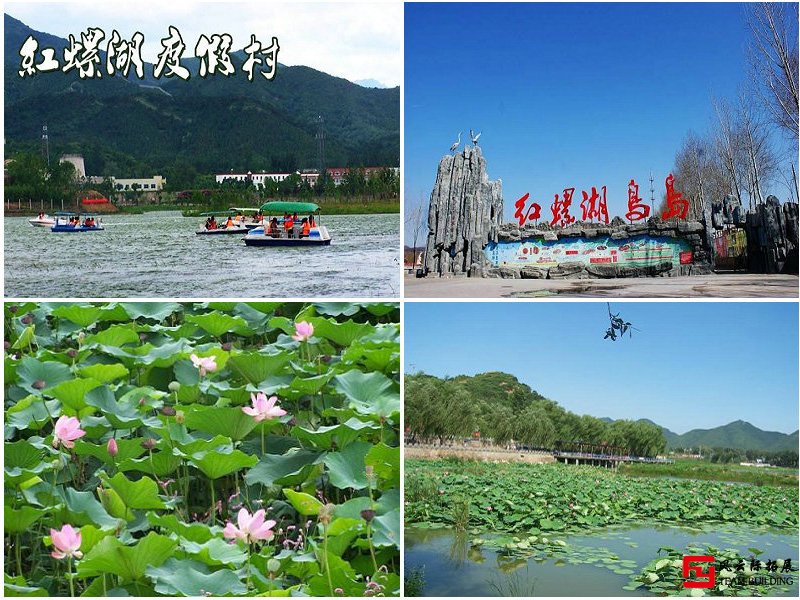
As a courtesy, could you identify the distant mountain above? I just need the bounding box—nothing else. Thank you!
[353,79,389,89]
[669,420,798,453]
[4,13,399,177]
[602,416,797,452]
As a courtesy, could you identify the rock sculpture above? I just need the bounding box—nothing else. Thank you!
[423,145,503,276]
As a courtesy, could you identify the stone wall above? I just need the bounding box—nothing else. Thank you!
[423,145,503,277]
[484,216,714,279]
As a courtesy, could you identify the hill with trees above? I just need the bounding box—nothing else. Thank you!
[4,13,399,180]
[404,372,667,458]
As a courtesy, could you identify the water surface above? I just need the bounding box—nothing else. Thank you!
[405,525,799,596]
[5,212,400,297]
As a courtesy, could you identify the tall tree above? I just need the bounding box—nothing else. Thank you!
[747,2,799,140]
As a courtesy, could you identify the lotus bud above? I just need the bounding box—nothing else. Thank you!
[138,397,146,407]
[267,558,281,574]
[4,341,10,350]
[360,509,376,523]
[141,438,157,450]
[32,380,46,390]
[319,355,332,364]
[161,406,176,417]
[175,410,185,424]
[77,332,85,345]
[21,315,33,325]
[8,305,19,313]
[66,349,78,359]
[51,454,68,471]
[139,333,148,343]
[221,342,232,351]
[168,381,181,392]
[107,437,118,457]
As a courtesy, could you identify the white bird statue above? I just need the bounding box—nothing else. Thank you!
[470,129,482,145]
[450,132,461,153]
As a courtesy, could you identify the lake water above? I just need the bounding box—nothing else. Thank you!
[4,212,400,298]
[405,525,799,596]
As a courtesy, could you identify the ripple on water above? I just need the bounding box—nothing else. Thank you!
[4,212,401,297]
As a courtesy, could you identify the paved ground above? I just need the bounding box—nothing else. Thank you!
[405,273,799,298]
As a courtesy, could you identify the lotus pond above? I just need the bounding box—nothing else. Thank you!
[405,459,798,596]
[5,302,400,596]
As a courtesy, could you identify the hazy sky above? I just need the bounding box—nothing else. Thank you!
[5,0,402,86]
[405,2,797,223]
[404,302,799,435]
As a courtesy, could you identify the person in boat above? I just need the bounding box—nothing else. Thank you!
[292,212,299,222]
[285,214,294,238]
[268,217,279,236]
[308,214,316,227]
[225,216,235,228]
[301,218,310,238]
[38,212,45,220]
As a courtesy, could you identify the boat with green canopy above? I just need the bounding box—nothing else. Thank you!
[243,201,331,247]
[196,210,249,235]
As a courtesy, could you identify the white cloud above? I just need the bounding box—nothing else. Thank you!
[5,0,402,85]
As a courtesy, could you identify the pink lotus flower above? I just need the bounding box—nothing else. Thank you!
[223,508,276,543]
[292,321,314,342]
[107,437,118,457]
[190,353,218,377]
[242,392,286,422]
[50,524,83,559]
[52,416,85,449]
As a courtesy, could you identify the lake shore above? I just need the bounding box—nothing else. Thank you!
[405,272,800,298]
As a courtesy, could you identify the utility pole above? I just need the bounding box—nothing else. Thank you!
[649,171,654,214]
[41,124,50,166]
[316,115,325,179]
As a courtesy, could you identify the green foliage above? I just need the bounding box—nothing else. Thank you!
[405,372,666,456]
[405,460,798,533]
[4,301,400,596]
[626,545,797,596]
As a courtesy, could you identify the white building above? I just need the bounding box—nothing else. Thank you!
[113,175,165,191]
[215,171,319,187]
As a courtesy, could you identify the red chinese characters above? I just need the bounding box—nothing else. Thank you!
[580,186,609,224]
[661,173,689,220]
[550,187,576,227]
[513,192,541,226]
[625,179,650,223]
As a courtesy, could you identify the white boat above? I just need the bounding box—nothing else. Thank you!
[28,214,56,227]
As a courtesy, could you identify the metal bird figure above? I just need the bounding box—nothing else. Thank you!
[470,129,482,145]
[604,303,641,341]
[450,132,461,153]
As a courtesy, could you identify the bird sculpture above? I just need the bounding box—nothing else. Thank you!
[470,129,482,145]
[450,132,461,153]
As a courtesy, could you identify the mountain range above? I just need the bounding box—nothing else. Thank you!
[4,14,399,178]
[600,417,798,453]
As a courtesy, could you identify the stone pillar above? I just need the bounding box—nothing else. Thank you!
[424,145,503,276]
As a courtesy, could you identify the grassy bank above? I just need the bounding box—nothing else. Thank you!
[619,458,798,487]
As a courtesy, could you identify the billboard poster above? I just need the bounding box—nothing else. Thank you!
[485,235,693,269]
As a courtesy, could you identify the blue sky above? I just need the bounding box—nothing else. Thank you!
[404,302,799,434]
[405,2,796,223]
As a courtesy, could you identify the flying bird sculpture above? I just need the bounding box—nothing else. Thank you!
[603,303,641,341]
[470,129,482,145]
